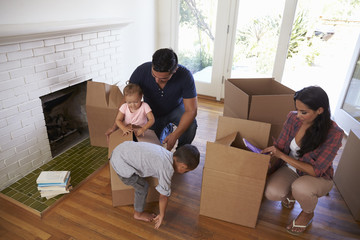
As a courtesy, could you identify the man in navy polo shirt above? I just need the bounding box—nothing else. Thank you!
[106,48,198,151]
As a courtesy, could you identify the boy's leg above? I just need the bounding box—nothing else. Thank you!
[119,174,153,221]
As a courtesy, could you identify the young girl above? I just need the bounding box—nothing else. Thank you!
[115,83,155,137]
[262,86,344,235]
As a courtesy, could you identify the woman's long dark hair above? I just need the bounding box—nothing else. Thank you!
[294,86,332,157]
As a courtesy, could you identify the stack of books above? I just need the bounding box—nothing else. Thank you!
[36,171,72,199]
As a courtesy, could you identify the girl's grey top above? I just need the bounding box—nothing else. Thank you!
[110,141,174,196]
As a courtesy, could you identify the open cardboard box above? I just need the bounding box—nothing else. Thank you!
[86,80,125,147]
[334,129,360,221]
[108,129,160,207]
[200,116,271,228]
[223,78,295,142]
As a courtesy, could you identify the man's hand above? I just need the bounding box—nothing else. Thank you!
[153,214,164,229]
[163,132,178,150]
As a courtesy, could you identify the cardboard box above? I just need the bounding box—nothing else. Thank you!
[108,129,160,207]
[200,116,271,228]
[334,129,360,221]
[86,81,124,147]
[223,78,295,141]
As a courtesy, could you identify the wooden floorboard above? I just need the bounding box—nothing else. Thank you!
[0,97,359,240]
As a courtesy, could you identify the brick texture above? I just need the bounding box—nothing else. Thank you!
[0,28,125,190]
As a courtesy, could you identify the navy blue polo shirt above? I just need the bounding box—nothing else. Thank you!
[129,62,197,118]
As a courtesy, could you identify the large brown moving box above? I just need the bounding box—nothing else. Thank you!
[108,129,160,207]
[86,81,124,147]
[334,129,360,221]
[223,78,295,142]
[200,116,271,228]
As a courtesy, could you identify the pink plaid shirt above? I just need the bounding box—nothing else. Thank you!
[274,111,343,179]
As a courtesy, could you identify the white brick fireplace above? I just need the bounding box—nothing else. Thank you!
[0,19,130,190]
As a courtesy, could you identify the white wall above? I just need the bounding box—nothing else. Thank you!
[0,0,157,83]
[0,0,158,189]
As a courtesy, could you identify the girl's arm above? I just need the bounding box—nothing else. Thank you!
[136,111,155,137]
[115,111,132,135]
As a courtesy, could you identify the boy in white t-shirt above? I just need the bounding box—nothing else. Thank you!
[115,83,155,137]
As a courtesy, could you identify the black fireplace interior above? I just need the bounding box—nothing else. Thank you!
[40,81,89,157]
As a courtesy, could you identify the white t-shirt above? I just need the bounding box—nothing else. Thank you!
[288,138,300,174]
[119,102,152,126]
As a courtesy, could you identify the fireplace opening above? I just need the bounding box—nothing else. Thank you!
[40,81,89,157]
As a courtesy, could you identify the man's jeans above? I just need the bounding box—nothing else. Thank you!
[151,104,197,148]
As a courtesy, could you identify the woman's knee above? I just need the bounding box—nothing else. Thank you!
[264,184,284,201]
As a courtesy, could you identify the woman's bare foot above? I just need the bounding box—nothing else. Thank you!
[134,211,157,222]
[286,211,314,235]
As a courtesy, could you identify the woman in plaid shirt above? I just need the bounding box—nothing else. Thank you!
[262,86,344,235]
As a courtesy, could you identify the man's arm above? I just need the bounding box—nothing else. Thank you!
[154,194,168,229]
[164,97,198,150]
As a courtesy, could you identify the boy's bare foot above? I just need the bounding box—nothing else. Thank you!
[134,211,156,222]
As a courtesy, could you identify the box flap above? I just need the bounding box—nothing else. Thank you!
[109,85,124,108]
[224,80,249,119]
[86,81,124,108]
[227,78,293,95]
[215,132,237,146]
[108,129,161,158]
[205,142,270,178]
[216,116,271,149]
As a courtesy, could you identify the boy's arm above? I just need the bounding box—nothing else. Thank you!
[154,194,168,229]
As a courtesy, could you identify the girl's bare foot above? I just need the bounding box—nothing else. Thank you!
[134,211,157,222]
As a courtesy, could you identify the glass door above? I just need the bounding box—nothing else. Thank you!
[230,0,286,78]
[334,33,360,135]
[178,0,218,97]
[281,0,360,114]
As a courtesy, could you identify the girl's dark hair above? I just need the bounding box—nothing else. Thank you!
[152,48,178,73]
[123,83,142,97]
[294,86,332,157]
[173,144,200,170]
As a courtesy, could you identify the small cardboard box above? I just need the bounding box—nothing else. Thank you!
[200,116,271,228]
[223,78,295,141]
[334,129,360,221]
[108,129,160,207]
[86,81,124,147]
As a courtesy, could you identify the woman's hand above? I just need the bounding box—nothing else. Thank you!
[261,146,284,159]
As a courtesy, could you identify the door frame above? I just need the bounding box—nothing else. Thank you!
[333,32,360,135]
[171,0,298,100]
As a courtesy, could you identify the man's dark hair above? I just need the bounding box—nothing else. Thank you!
[152,48,178,73]
[173,144,200,170]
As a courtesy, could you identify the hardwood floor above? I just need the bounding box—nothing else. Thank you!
[1,98,360,240]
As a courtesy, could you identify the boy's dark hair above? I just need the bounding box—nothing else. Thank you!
[152,48,178,73]
[123,83,142,97]
[173,144,200,170]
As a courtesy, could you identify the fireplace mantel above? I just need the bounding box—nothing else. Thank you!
[0,18,132,44]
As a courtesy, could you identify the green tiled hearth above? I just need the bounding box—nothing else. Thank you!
[0,138,108,214]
